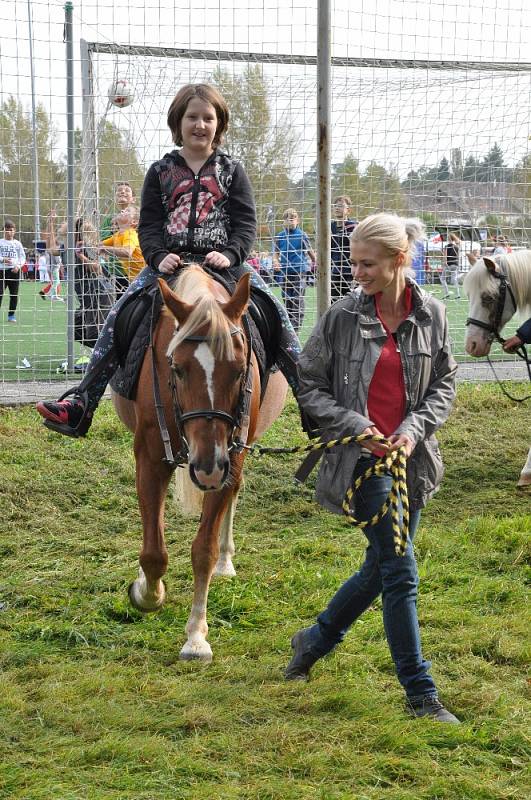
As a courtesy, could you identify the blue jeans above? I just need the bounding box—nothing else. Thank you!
[305,456,437,701]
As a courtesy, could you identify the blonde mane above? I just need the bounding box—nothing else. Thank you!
[464,251,531,318]
[166,265,235,361]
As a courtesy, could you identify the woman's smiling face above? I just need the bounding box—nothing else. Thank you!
[350,240,402,295]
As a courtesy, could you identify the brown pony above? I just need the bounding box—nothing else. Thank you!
[112,265,287,661]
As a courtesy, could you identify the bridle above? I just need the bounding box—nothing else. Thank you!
[465,267,531,400]
[151,303,254,469]
[465,268,517,347]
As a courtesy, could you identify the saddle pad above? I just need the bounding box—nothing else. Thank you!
[110,275,277,400]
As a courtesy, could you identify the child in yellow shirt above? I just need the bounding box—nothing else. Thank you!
[98,205,144,282]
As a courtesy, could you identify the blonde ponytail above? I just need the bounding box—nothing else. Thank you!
[351,213,425,265]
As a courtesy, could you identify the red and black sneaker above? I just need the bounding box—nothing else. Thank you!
[36,397,91,438]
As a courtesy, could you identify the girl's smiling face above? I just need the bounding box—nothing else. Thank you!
[180,97,218,157]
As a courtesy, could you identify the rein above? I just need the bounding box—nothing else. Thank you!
[465,269,531,402]
[247,432,410,557]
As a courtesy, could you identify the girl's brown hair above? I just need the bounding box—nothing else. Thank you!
[167,84,230,147]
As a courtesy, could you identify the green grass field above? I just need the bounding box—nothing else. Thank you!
[0,387,529,799]
[0,280,524,384]
[0,281,87,382]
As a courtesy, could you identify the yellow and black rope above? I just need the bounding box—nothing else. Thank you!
[250,433,410,556]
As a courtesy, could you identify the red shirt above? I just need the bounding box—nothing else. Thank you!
[367,287,412,438]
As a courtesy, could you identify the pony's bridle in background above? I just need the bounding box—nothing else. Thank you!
[465,268,517,347]
[465,268,531,401]
[152,309,254,469]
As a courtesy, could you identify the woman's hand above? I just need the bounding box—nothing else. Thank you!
[204,251,230,270]
[502,334,523,353]
[360,426,389,454]
[387,433,414,457]
[158,253,181,274]
[88,259,102,276]
[359,428,414,457]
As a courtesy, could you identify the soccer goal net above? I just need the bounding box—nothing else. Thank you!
[81,42,531,355]
[1,0,531,402]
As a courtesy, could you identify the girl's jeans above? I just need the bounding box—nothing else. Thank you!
[304,456,438,701]
[76,262,301,412]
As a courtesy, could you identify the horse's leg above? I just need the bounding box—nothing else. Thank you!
[129,444,172,612]
[517,446,531,488]
[213,485,240,577]
[180,489,230,661]
[181,459,244,661]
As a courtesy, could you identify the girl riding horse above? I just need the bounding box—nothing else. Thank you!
[36,83,301,436]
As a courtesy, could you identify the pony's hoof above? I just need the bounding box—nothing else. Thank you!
[128,580,166,613]
[213,559,236,577]
[179,641,213,663]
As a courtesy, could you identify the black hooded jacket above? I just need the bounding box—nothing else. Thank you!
[138,149,256,270]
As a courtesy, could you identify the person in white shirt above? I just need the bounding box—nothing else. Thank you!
[38,253,49,282]
[0,219,26,322]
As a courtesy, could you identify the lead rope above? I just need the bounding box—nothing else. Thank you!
[248,432,410,556]
[342,445,409,557]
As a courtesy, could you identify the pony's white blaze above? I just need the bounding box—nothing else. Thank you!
[194,342,216,407]
[188,343,230,489]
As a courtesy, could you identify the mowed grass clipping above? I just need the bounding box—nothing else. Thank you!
[0,385,529,800]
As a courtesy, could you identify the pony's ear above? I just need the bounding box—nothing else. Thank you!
[483,257,498,274]
[158,278,194,325]
[222,272,251,321]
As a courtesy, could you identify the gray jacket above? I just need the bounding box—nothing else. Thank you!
[298,280,457,512]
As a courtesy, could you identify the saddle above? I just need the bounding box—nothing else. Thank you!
[110,270,282,400]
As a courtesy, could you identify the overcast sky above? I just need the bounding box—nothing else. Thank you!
[2,0,531,178]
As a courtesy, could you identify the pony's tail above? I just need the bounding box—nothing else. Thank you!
[173,469,203,517]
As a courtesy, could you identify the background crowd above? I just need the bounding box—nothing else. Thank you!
[2,188,515,339]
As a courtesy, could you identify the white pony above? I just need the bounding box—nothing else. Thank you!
[464,253,531,487]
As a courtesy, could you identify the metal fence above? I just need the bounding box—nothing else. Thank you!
[1,0,530,404]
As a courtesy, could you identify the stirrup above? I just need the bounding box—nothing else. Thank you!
[43,389,92,439]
